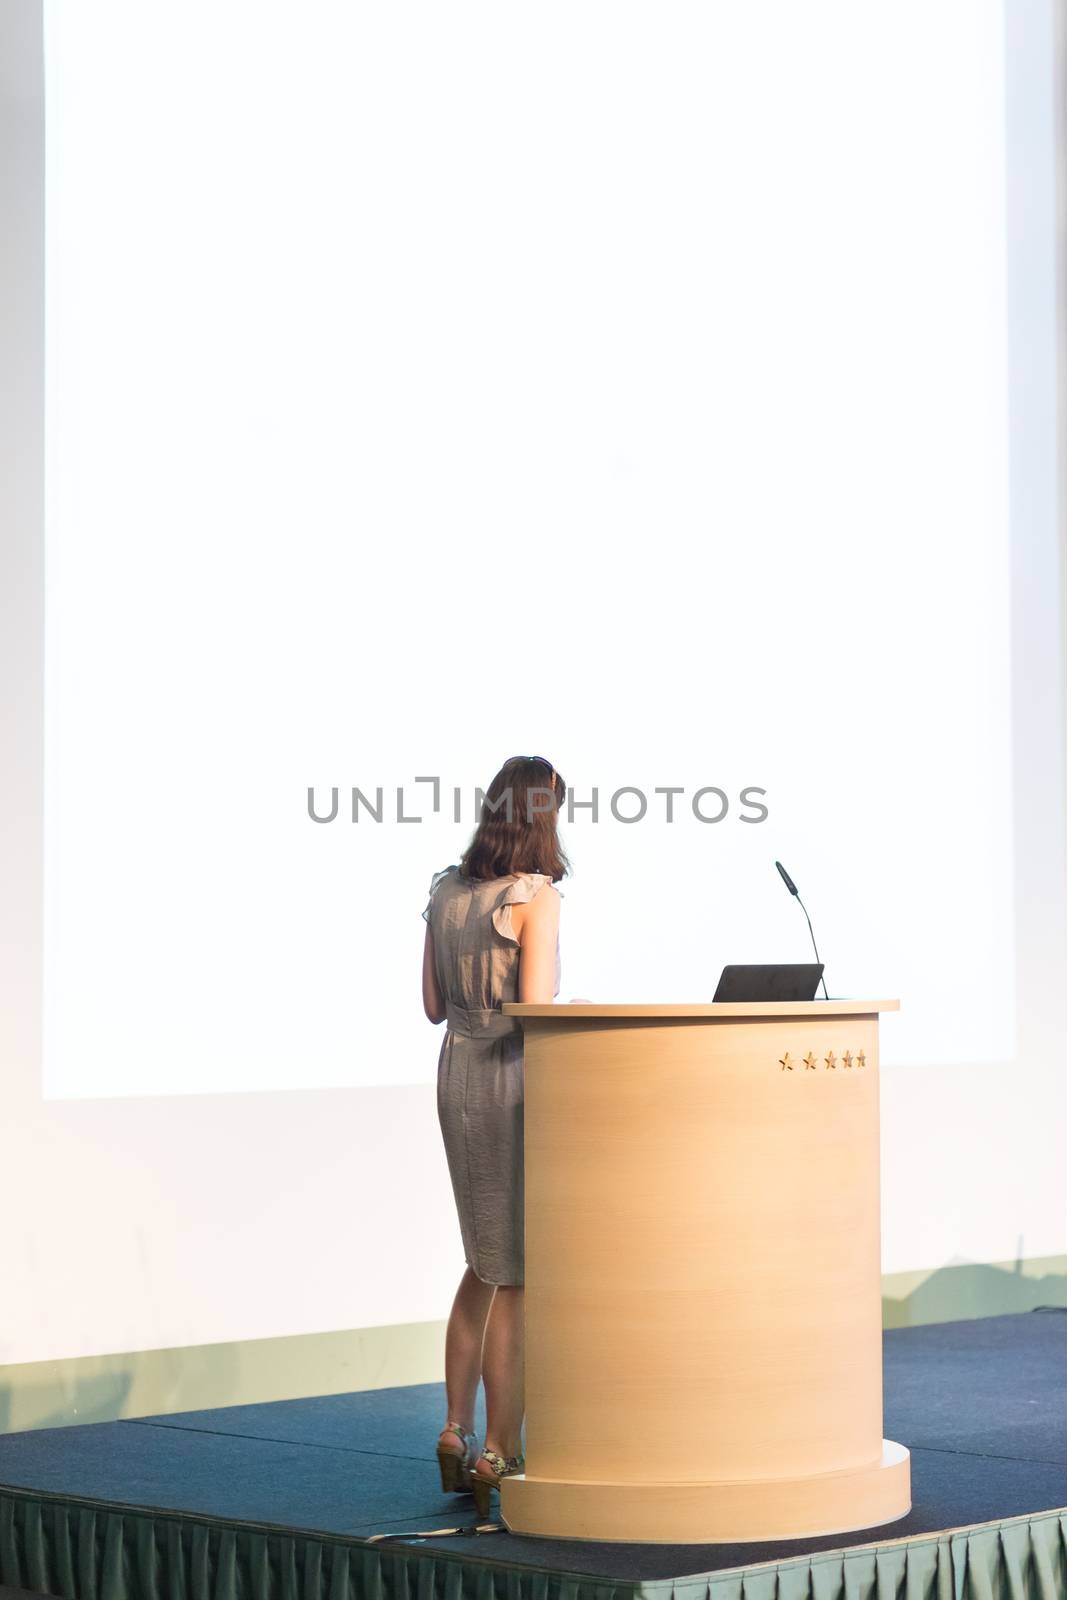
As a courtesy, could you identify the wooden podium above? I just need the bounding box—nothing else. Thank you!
[498,1001,911,1544]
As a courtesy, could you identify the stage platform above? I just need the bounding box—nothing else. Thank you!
[1,1312,1066,1600]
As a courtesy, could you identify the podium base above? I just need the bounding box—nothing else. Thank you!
[500,1440,911,1545]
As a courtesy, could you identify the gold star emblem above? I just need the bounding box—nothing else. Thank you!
[856,1050,866,1068]
[779,1052,794,1071]
[843,1050,853,1069]
[825,1051,837,1069]
[803,1052,817,1070]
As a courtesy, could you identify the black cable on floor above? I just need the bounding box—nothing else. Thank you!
[365,1521,506,1542]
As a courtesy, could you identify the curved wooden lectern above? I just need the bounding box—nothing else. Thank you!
[498,1000,911,1545]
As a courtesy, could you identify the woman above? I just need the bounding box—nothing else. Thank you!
[421,755,568,1518]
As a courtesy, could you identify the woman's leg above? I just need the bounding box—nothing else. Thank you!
[479,1284,525,1461]
[439,1267,496,1445]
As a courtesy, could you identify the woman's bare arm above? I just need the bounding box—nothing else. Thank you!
[517,885,561,1003]
[422,924,446,1023]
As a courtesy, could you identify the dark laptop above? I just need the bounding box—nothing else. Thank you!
[713,963,824,1003]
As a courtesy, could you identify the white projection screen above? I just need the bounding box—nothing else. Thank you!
[42,0,1017,1104]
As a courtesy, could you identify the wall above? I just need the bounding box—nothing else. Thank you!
[1,0,1065,1431]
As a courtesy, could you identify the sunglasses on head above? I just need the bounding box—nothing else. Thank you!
[524,755,560,794]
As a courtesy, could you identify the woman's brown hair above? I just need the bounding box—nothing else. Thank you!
[458,756,570,883]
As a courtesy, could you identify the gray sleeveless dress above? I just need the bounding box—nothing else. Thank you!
[423,865,561,1287]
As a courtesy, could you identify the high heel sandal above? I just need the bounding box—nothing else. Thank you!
[470,1446,525,1518]
[436,1421,480,1492]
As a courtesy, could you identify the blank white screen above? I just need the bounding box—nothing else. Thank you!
[43,0,1013,1097]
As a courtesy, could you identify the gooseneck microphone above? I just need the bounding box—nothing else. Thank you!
[775,861,799,897]
[775,860,830,999]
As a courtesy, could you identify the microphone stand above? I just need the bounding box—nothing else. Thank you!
[775,860,830,1000]
[795,890,830,1000]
